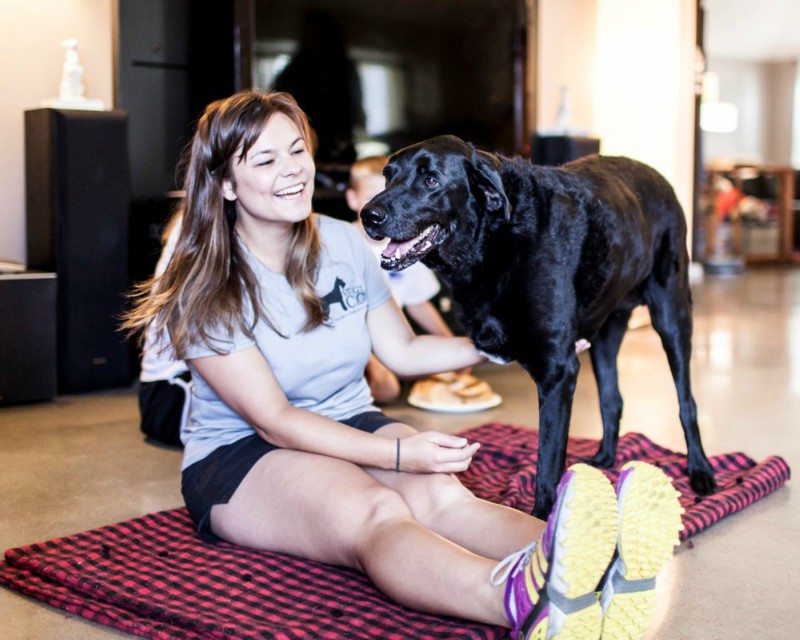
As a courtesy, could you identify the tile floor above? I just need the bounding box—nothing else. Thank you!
[1,267,798,639]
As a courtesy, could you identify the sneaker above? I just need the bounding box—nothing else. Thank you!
[599,461,685,640]
[490,463,618,640]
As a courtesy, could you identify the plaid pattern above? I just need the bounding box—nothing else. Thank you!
[1,424,790,639]
[458,424,791,542]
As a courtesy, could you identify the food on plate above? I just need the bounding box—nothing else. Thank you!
[409,372,495,406]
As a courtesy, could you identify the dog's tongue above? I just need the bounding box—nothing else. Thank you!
[382,237,417,260]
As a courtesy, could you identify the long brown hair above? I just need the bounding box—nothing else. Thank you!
[122,90,326,357]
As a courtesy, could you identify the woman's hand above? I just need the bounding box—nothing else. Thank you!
[396,431,480,474]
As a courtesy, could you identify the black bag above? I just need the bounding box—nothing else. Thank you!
[138,372,192,447]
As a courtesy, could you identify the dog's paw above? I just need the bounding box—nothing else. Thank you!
[689,468,716,496]
[587,448,617,469]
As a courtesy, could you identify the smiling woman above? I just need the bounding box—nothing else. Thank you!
[221,113,317,266]
[123,91,327,349]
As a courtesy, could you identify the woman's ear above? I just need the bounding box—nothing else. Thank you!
[222,179,237,202]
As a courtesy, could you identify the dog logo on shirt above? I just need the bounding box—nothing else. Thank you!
[322,277,348,312]
[321,277,366,321]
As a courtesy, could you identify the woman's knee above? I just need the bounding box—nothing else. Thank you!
[344,485,414,568]
[360,485,413,530]
[402,473,474,525]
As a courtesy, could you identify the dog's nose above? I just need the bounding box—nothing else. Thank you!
[361,206,386,228]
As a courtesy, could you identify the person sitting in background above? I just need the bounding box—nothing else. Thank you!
[348,155,460,404]
[137,215,190,447]
[272,10,364,164]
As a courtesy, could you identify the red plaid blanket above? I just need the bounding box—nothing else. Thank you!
[1,424,790,639]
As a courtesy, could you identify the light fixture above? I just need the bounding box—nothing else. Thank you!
[700,72,738,133]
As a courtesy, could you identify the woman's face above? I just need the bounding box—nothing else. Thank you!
[222,112,316,227]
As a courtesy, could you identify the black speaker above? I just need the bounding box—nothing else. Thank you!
[532,135,601,166]
[0,272,57,404]
[25,108,133,393]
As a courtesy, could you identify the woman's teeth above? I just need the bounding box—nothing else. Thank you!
[275,184,304,198]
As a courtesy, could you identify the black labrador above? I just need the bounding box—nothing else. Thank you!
[361,135,716,518]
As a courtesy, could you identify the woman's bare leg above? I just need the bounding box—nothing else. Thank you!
[367,422,545,559]
[209,449,510,627]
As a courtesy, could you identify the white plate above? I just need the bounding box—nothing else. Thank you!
[407,392,503,414]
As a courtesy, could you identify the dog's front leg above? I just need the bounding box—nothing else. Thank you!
[521,357,580,519]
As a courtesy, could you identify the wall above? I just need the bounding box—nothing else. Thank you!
[703,57,797,167]
[535,0,697,225]
[702,58,766,166]
[595,0,697,219]
[765,61,797,166]
[535,0,598,136]
[0,0,114,265]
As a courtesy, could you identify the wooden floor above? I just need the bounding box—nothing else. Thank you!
[1,267,798,639]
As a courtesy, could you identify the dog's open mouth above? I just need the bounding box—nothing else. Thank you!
[381,224,445,271]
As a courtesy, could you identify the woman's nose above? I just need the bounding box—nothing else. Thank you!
[282,157,301,175]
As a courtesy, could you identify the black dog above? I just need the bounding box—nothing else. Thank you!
[361,135,716,518]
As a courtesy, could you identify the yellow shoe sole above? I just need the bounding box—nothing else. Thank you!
[600,461,684,640]
[541,463,618,640]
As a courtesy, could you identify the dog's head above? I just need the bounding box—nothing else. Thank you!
[360,135,509,271]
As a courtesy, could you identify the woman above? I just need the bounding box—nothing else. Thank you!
[124,90,683,639]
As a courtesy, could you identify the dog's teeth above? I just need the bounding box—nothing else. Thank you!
[394,247,401,260]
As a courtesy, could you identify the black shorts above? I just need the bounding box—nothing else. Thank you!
[181,411,399,542]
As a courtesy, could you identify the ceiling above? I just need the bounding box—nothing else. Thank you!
[703,0,800,62]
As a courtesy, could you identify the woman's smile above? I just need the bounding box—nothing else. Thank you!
[274,182,307,199]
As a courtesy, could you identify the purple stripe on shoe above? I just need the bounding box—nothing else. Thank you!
[616,465,635,493]
[503,571,518,627]
[543,468,574,553]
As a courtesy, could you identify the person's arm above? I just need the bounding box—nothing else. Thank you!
[188,345,478,473]
[364,353,401,404]
[404,301,453,337]
[368,298,483,378]
[370,298,590,376]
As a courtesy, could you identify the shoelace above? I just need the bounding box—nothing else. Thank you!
[489,542,538,586]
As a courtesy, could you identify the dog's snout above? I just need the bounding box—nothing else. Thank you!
[361,206,386,229]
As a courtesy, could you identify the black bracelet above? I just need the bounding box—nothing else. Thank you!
[395,438,401,472]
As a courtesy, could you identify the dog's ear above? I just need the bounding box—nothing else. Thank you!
[465,150,510,220]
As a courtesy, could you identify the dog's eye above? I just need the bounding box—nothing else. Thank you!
[424,176,439,188]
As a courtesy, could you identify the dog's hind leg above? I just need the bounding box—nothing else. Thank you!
[644,271,716,496]
[587,308,633,468]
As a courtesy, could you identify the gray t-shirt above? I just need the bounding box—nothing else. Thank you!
[181,214,392,470]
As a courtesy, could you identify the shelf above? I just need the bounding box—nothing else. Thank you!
[702,165,795,265]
